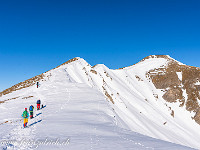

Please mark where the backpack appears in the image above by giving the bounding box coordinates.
[23,111,28,118]
[29,106,33,111]
[37,100,41,104]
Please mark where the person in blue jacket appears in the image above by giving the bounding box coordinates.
[22,108,29,128]
[29,105,34,119]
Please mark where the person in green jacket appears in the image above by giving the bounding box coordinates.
[22,108,29,128]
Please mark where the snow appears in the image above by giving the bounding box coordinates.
[195,81,200,85]
[176,72,182,81]
[0,57,198,150]
[165,55,185,66]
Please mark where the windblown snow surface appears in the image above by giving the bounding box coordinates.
[0,57,199,149]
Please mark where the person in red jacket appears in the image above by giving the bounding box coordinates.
[37,99,41,110]
[36,82,39,88]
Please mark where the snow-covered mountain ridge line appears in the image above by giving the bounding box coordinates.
[1,55,200,125]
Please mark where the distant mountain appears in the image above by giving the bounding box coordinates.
[0,55,200,149]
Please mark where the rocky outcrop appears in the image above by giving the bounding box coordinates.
[163,87,183,103]
[146,55,200,124]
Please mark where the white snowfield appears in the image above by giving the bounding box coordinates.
[0,56,198,149]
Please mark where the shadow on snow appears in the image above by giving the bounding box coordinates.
[40,105,46,109]
[35,113,42,117]
[29,119,42,127]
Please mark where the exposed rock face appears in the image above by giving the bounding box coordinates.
[163,88,183,103]
[146,55,200,124]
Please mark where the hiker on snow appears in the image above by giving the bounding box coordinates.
[36,82,39,88]
[22,108,29,128]
[37,99,41,110]
[29,105,34,119]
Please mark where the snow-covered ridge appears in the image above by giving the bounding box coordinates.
[40,55,200,149]
[0,55,199,149]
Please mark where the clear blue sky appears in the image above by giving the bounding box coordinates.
[0,0,200,91]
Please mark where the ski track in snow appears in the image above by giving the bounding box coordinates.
[113,119,154,150]
[89,89,155,150]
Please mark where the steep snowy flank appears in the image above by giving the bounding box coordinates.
[40,56,200,149]
[0,56,199,149]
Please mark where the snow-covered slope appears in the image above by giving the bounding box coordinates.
[0,56,199,149]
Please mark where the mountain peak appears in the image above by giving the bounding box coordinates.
[118,55,172,70]
[56,57,80,68]
[139,55,185,66]
[139,55,174,63]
